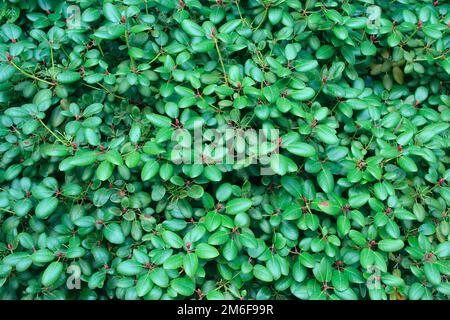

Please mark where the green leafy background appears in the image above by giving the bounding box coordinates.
[0,0,449,300]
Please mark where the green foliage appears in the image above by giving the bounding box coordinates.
[0,0,449,300]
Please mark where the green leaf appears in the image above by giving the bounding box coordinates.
[150,268,169,288]
[316,45,334,60]
[422,25,442,39]
[181,20,204,37]
[315,125,338,145]
[397,156,418,173]
[0,63,16,83]
[283,205,302,220]
[192,40,214,53]
[136,274,153,297]
[88,271,106,289]
[348,192,370,208]
[409,283,425,300]
[103,3,121,23]
[332,270,349,291]
[41,262,63,287]
[105,150,124,166]
[69,151,97,167]
[219,19,241,34]
[360,248,375,268]
[253,265,273,282]
[1,23,21,40]
[41,144,70,157]
[222,239,238,261]
[291,88,315,101]
[96,161,114,181]
[103,223,125,244]
[381,273,405,287]
[204,166,222,181]
[226,198,252,215]
[423,262,441,285]
[57,71,81,84]
[145,113,172,127]
[171,277,195,296]
[317,168,334,193]
[295,60,319,72]
[337,215,351,236]
[415,86,429,102]
[416,123,449,144]
[210,6,225,24]
[239,232,258,249]
[163,254,184,270]
[183,253,198,278]
[387,32,402,47]
[35,197,58,219]
[141,160,160,181]
[378,239,404,252]
[313,258,332,282]
[285,44,298,60]
[286,142,316,157]
[281,176,303,198]
[361,40,377,56]
[195,243,219,259]
[117,260,144,276]
[162,230,184,249]
[332,26,348,40]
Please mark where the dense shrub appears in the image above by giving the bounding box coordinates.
[0,0,449,300]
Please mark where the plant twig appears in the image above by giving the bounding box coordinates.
[50,47,54,69]
[37,118,71,146]
[253,6,269,31]
[10,60,54,86]
[82,83,126,100]
[0,207,15,214]
[124,30,135,69]
[212,30,229,86]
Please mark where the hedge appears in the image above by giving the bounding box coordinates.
[0,0,449,300]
